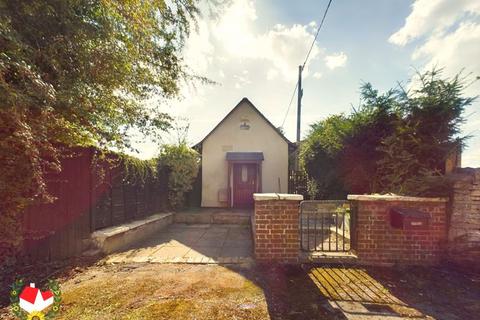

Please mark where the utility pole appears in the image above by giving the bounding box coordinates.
[295,65,303,171]
[296,65,303,143]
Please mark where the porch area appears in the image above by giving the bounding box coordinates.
[104,208,254,264]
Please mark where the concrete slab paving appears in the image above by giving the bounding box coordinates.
[184,246,222,258]
[196,238,224,246]
[105,223,253,264]
[223,239,251,247]
[228,232,251,240]
[220,245,252,257]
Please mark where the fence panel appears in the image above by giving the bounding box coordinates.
[21,147,168,262]
[22,149,95,261]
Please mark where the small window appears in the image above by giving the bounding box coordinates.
[240,119,250,130]
[241,165,248,182]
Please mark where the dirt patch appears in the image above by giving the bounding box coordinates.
[57,263,266,320]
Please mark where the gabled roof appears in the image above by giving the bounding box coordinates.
[41,291,53,301]
[19,287,37,304]
[194,97,293,149]
[19,285,53,305]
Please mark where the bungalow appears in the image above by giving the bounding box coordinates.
[195,98,294,208]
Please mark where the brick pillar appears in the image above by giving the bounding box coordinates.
[348,195,448,266]
[253,193,303,263]
[447,168,480,269]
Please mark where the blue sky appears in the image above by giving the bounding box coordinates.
[132,0,480,167]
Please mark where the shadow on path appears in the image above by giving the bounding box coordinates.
[242,263,480,320]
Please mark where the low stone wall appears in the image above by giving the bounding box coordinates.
[348,195,448,266]
[253,193,303,263]
[91,213,173,254]
[448,168,480,269]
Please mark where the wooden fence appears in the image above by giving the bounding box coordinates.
[22,147,168,262]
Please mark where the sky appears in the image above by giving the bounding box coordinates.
[131,0,480,167]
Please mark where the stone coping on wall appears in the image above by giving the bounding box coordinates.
[253,193,304,201]
[91,212,173,254]
[92,213,173,239]
[347,194,448,202]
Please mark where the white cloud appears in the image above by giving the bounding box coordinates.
[313,72,322,79]
[260,24,322,81]
[186,0,324,83]
[390,0,480,97]
[390,0,480,167]
[413,22,480,79]
[389,0,480,46]
[213,0,258,56]
[324,52,347,70]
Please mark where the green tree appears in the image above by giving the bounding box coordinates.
[300,89,399,199]
[340,84,399,193]
[301,69,475,198]
[376,69,474,195]
[0,0,203,259]
[300,114,353,199]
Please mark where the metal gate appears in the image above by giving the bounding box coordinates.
[300,200,352,252]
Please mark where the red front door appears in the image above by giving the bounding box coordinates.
[233,164,257,208]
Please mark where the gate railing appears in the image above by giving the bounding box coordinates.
[300,200,351,252]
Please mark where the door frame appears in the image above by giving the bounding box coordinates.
[227,160,262,208]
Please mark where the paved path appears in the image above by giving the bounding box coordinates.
[106,224,253,264]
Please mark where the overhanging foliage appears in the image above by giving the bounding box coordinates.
[0,0,203,261]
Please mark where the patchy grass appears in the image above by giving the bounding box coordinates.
[57,263,268,320]
[1,262,479,319]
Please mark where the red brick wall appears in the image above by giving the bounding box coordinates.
[253,199,301,263]
[352,199,448,266]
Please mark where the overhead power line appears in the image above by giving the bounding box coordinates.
[281,82,298,128]
[303,0,333,69]
[280,0,334,129]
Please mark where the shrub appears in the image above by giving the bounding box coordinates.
[306,177,319,200]
[158,144,200,210]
